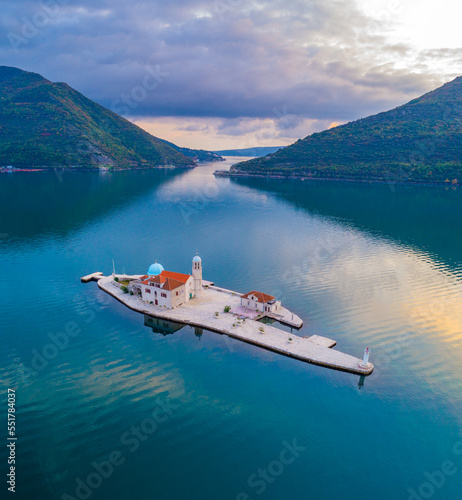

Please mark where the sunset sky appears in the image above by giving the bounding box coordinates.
[1,0,461,149]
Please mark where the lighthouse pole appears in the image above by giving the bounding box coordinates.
[360,347,371,368]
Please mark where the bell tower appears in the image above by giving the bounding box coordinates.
[192,253,202,297]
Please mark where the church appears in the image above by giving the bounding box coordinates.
[129,254,202,309]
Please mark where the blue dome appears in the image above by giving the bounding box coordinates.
[148,262,164,276]
[193,254,201,263]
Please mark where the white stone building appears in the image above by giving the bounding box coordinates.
[240,291,281,313]
[130,254,203,309]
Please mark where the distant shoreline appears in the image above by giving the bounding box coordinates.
[213,170,460,187]
[0,164,197,173]
[0,158,233,172]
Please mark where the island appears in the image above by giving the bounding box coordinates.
[82,254,374,376]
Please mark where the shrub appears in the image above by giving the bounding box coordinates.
[121,285,128,293]
[224,305,231,313]
[259,326,264,332]
[114,277,119,282]
[215,311,219,317]
[129,291,134,295]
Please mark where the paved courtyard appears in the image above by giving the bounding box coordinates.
[96,275,373,375]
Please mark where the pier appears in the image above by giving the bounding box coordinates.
[80,272,104,283]
[90,274,374,376]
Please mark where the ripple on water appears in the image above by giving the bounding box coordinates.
[2,168,462,500]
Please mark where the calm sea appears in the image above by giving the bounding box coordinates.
[0,158,461,500]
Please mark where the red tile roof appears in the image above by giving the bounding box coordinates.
[241,291,275,303]
[161,270,191,283]
[163,277,185,291]
[140,270,191,291]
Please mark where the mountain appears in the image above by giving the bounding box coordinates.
[213,146,283,157]
[226,77,462,183]
[0,66,219,169]
[161,140,224,162]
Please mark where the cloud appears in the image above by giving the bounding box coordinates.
[0,0,460,148]
[136,115,338,150]
[176,123,210,132]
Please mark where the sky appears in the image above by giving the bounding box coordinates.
[1,0,461,150]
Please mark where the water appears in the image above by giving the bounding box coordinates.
[1,159,461,500]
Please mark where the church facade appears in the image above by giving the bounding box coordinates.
[129,254,202,309]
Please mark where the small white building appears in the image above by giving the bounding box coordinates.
[130,254,203,309]
[240,291,281,313]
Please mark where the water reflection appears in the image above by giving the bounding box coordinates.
[144,315,186,336]
[0,168,186,242]
[232,177,462,271]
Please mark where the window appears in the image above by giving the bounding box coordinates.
[176,291,178,296]
[145,288,151,294]
[161,293,167,298]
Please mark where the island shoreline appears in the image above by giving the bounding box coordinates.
[92,275,374,376]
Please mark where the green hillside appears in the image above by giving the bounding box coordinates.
[230,77,462,183]
[0,66,197,169]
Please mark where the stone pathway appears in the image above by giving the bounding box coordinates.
[96,275,374,375]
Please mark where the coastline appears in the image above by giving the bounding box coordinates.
[1,157,228,173]
[214,169,460,187]
[0,164,196,172]
[0,158,233,172]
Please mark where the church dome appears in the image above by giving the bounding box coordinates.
[193,254,201,263]
[148,261,164,276]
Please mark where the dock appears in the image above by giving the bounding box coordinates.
[80,272,104,283]
[90,274,373,376]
